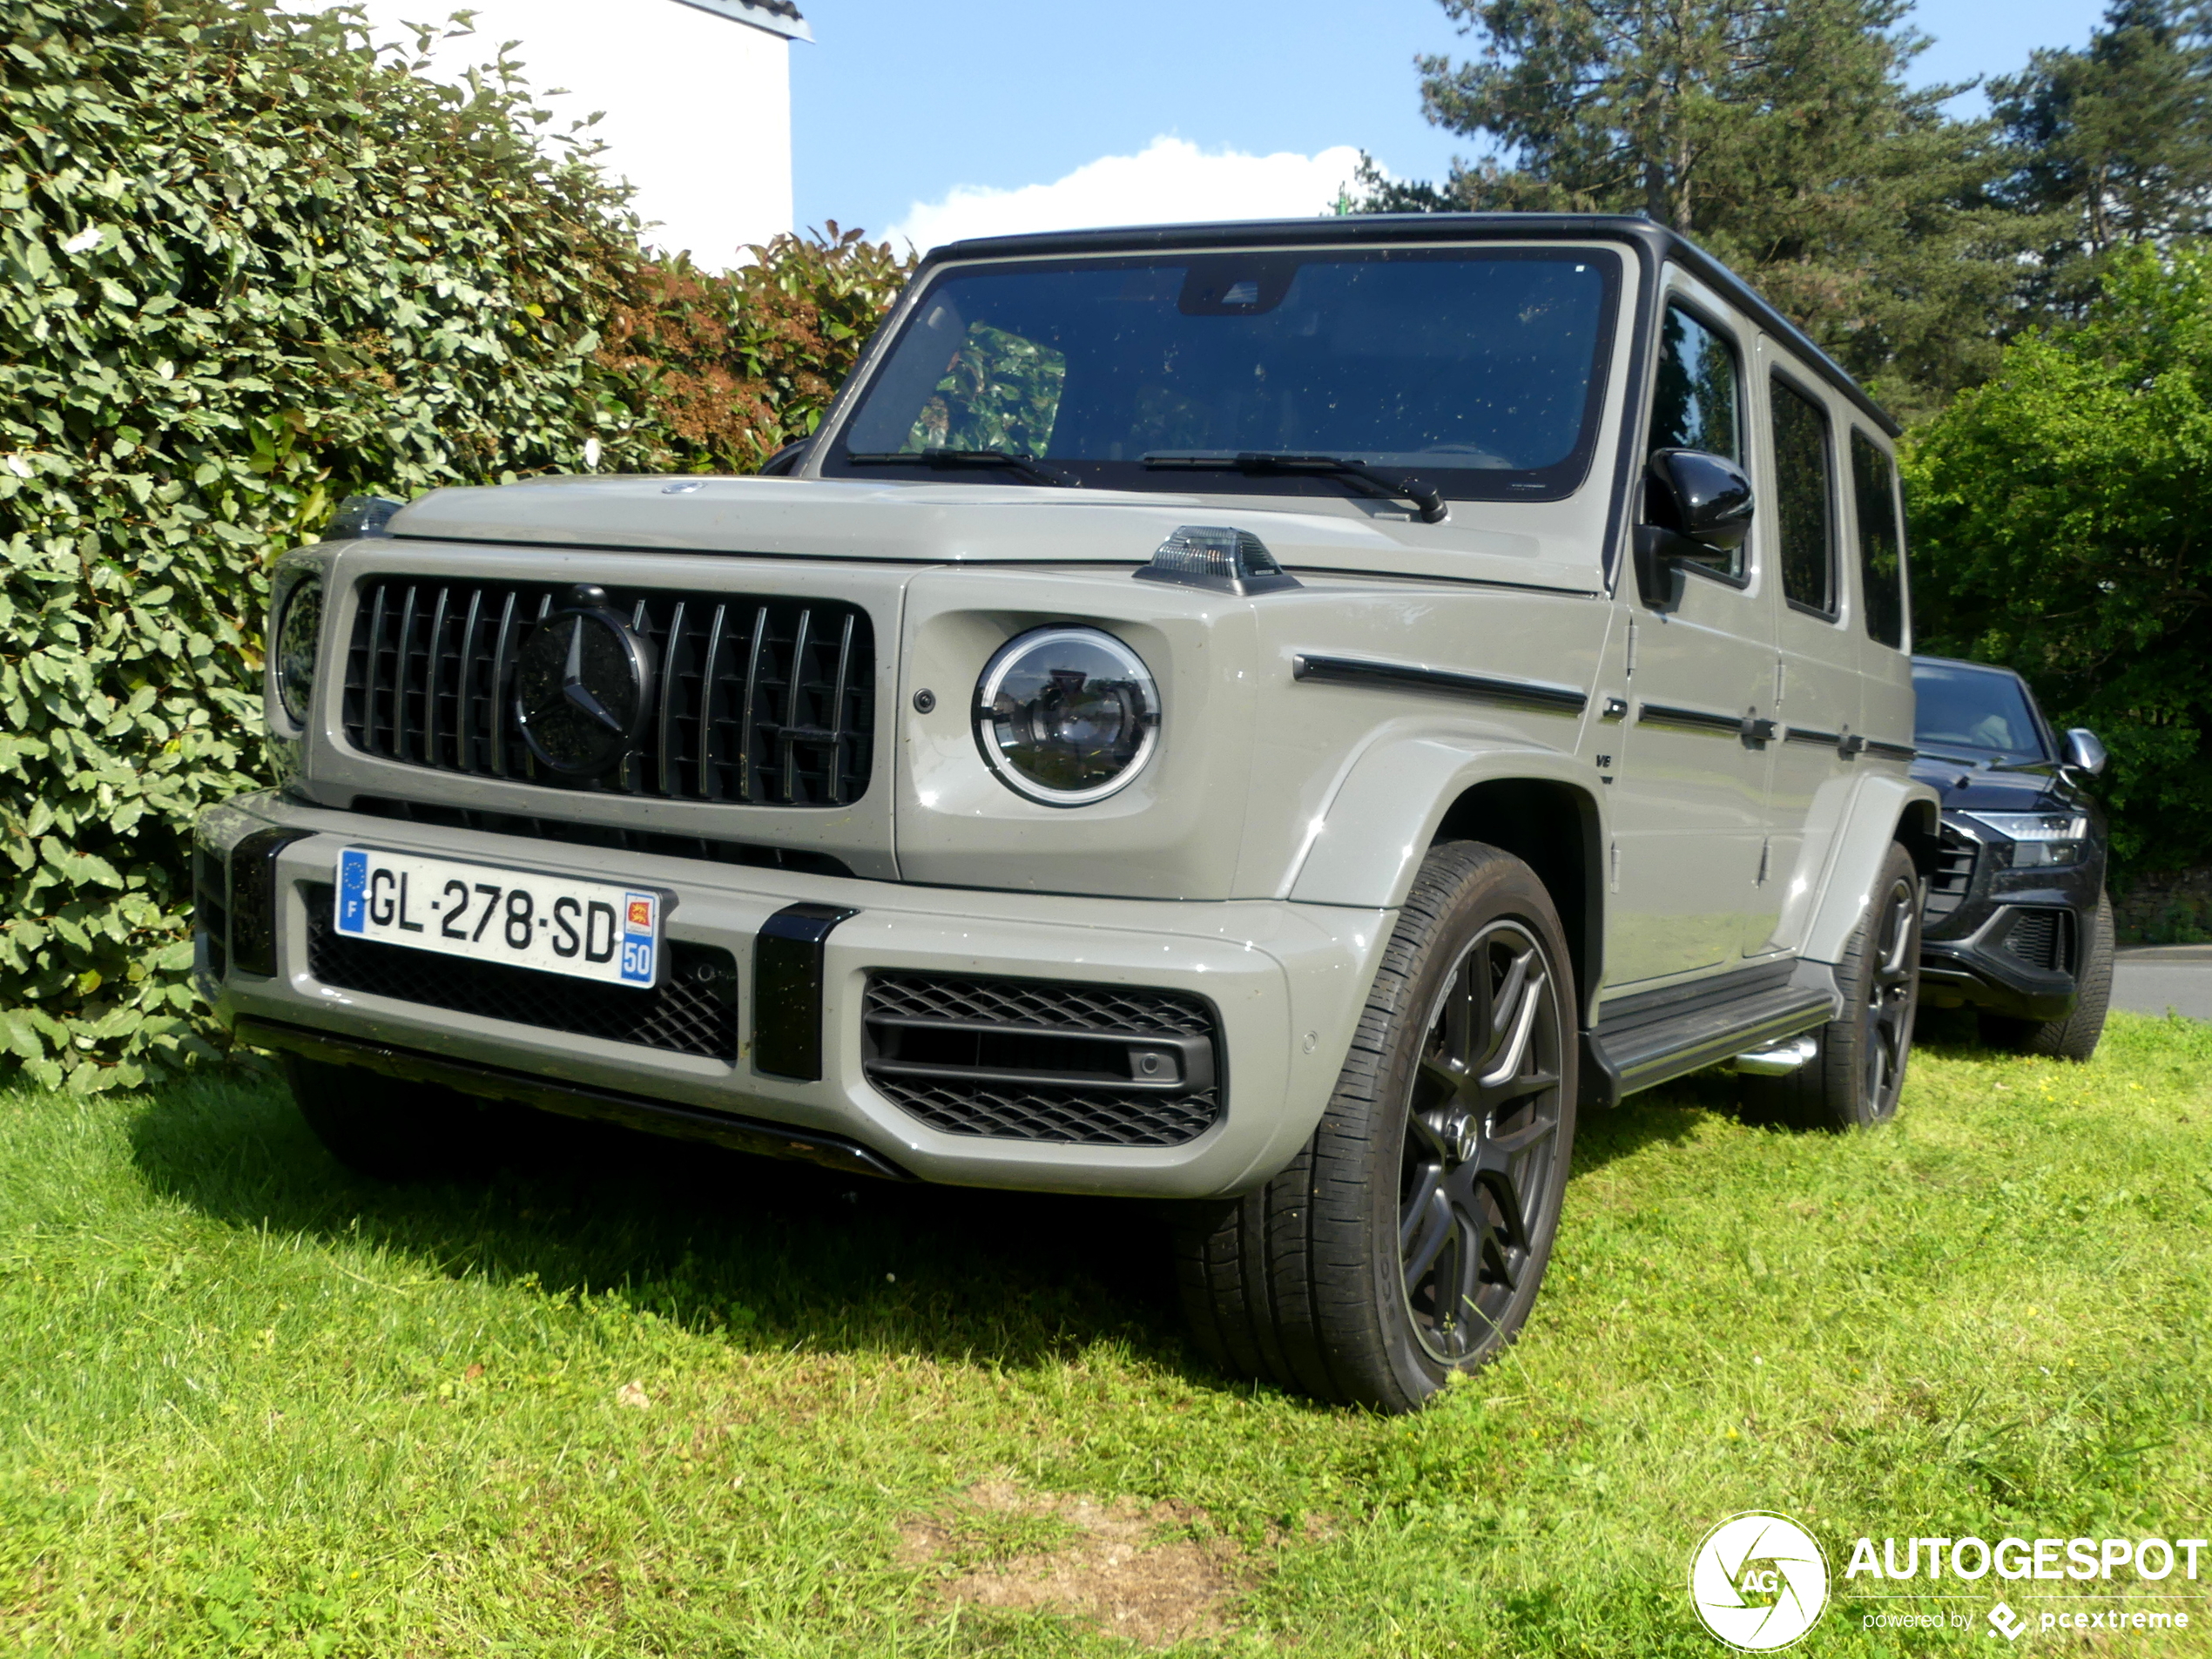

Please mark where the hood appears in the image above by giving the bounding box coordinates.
[384,474,1608,596]
[1911,752,2091,817]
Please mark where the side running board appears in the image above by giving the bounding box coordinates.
[1581,959,1840,1108]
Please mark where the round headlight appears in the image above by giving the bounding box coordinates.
[273,574,322,726]
[974,627,1160,806]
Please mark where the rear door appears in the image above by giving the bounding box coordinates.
[1750,352,1864,955]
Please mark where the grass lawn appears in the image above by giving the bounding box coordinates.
[1,1010,2207,1656]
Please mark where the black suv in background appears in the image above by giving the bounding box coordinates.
[1912,656,2114,1060]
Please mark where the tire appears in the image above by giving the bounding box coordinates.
[1743,841,1920,1131]
[285,1055,512,1181]
[1979,891,2114,1062]
[1173,841,1578,1413]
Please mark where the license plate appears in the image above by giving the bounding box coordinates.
[333,848,662,988]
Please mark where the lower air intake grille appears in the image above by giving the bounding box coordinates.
[862,971,1224,1148]
[303,883,738,1062]
[1999,907,2074,974]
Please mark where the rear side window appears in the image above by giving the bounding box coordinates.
[1850,430,1907,648]
[1649,301,1743,578]
[1770,375,1836,617]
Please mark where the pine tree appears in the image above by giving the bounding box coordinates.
[1990,0,2212,316]
[1370,0,2033,418]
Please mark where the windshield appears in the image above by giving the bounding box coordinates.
[826,246,1622,502]
[1912,661,2049,761]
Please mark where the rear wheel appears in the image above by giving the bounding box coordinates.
[1743,841,1920,1131]
[286,1056,513,1181]
[1174,842,1577,1413]
[1979,891,2114,1062]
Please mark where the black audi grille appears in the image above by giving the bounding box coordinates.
[1924,825,1979,921]
[341,579,873,806]
[861,971,1224,1148]
[302,883,738,1061]
[1999,907,2074,974]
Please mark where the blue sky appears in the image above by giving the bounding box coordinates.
[790,0,2111,248]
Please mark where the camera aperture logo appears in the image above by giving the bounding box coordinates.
[1691,1512,1831,1650]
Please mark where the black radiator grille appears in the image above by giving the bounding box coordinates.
[1923,825,1979,921]
[862,971,1224,1148]
[302,883,738,1061]
[341,579,873,806]
[1999,907,2074,974]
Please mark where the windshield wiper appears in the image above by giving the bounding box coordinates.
[1917,746,2052,772]
[845,448,1074,488]
[1143,450,1447,523]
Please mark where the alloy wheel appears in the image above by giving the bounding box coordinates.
[1399,920,1567,1365]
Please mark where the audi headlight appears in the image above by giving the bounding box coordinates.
[1961,811,2090,868]
[974,626,1160,806]
[273,572,323,726]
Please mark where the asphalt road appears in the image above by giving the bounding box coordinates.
[2113,945,2212,1022]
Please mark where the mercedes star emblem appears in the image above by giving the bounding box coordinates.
[512,584,657,779]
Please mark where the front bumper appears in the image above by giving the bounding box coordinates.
[196,793,1390,1199]
[1918,822,2103,1022]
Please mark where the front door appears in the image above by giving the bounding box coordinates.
[1605,290,1778,987]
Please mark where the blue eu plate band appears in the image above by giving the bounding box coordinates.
[752,903,858,1081]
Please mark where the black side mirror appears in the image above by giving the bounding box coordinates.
[2062,727,2108,776]
[1634,448,1754,605]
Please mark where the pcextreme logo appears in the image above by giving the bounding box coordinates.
[1690,1512,1831,1651]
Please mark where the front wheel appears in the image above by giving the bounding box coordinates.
[1174,841,1577,1413]
[1744,841,1921,1131]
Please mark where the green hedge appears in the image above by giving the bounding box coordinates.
[0,0,909,1090]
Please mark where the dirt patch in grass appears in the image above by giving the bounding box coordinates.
[899,1477,1246,1647]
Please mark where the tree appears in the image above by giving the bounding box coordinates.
[1990,0,2212,317]
[1904,244,2212,876]
[1370,0,2032,417]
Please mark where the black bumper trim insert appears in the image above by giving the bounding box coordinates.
[752,903,857,1081]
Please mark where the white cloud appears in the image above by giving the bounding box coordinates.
[886,137,1366,253]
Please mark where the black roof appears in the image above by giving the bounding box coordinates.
[923,212,1901,440]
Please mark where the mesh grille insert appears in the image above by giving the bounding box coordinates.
[341,579,873,807]
[302,883,738,1062]
[862,971,1223,1148]
[2000,907,2073,974]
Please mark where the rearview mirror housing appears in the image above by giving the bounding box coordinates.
[1635,448,1755,606]
[2063,727,2108,776]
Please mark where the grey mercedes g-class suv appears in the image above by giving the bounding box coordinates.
[196,213,1938,1413]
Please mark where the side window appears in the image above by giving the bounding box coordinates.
[1850,430,1907,648]
[1649,300,1743,578]
[1770,374,1837,617]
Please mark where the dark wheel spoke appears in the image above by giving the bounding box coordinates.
[1480,1069,1561,1118]
[1482,1109,1560,1159]
[1399,1162,1443,1250]
[1402,1187,1455,1289]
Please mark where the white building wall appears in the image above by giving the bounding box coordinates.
[352,0,793,267]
